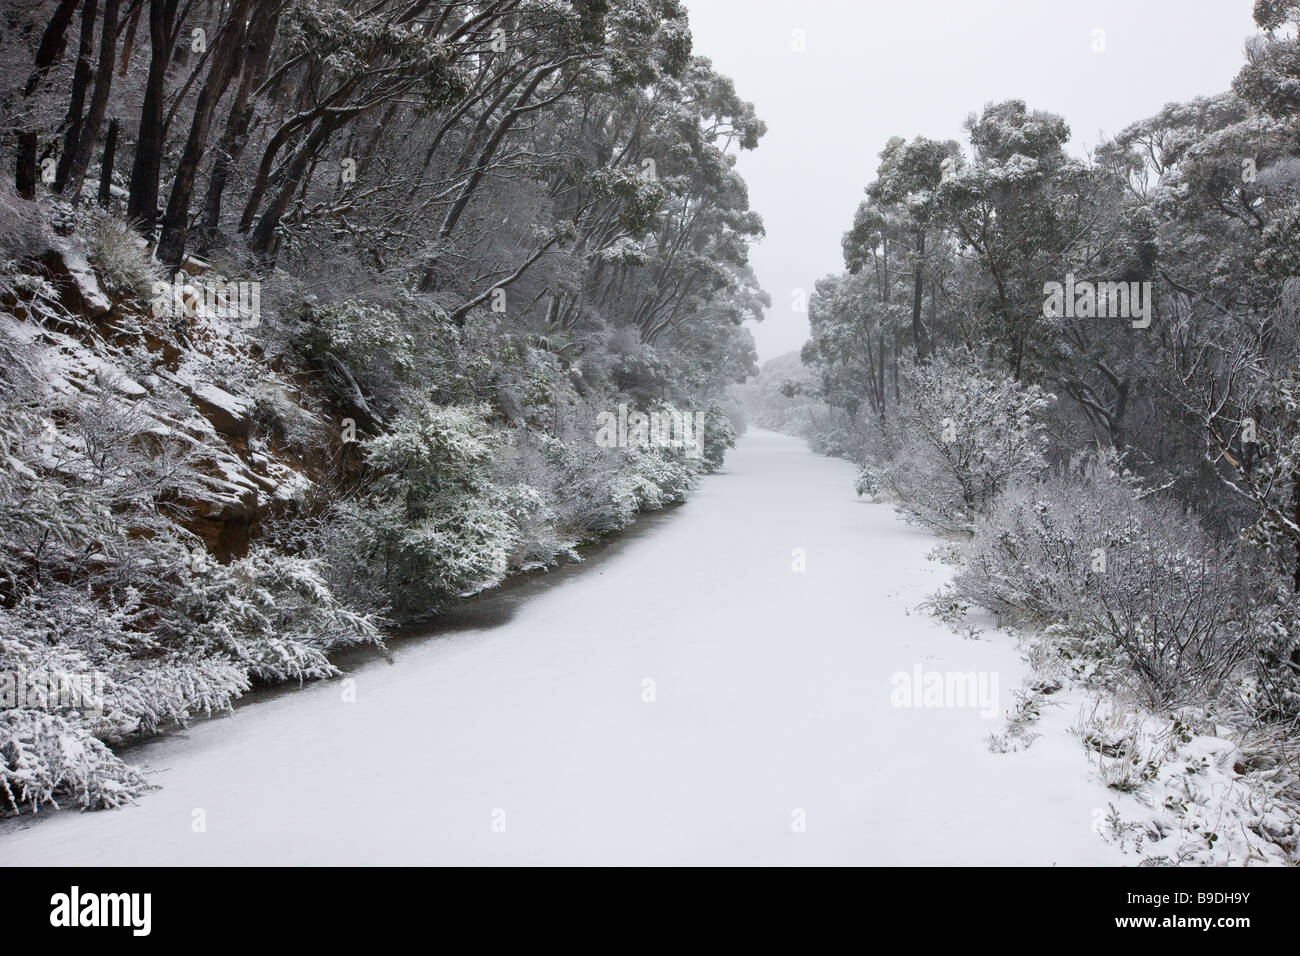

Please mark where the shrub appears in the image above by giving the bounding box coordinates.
[154,545,383,685]
[0,710,149,815]
[876,353,1053,534]
[952,459,1132,626]
[342,400,517,614]
[1241,587,1300,721]
[953,460,1259,707]
[544,431,641,536]
[1,581,252,740]
[701,404,737,472]
[290,298,427,419]
[529,406,653,537]
[82,212,160,300]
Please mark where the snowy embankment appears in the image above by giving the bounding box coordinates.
[1,430,1128,865]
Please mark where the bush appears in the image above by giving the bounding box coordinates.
[1244,589,1300,721]
[289,297,432,420]
[625,445,696,509]
[494,479,572,570]
[952,459,1130,626]
[952,459,1259,708]
[81,212,160,300]
[540,428,640,536]
[0,313,381,813]
[876,353,1053,534]
[339,400,517,615]
[154,545,383,685]
[1,581,252,740]
[523,401,686,538]
[1,710,149,815]
[701,404,736,472]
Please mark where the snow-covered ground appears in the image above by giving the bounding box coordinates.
[0,429,1126,865]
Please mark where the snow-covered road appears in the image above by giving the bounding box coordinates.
[0,429,1123,865]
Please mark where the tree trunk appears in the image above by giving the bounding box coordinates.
[14,0,81,198]
[15,133,39,199]
[54,0,100,194]
[157,0,251,265]
[248,116,343,259]
[97,118,118,205]
[436,66,558,242]
[1293,471,1300,593]
[117,0,141,76]
[911,228,929,363]
[126,0,179,234]
[878,329,887,419]
[65,0,122,205]
[238,80,358,233]
[198,1,283,251]
[892,326,900,402]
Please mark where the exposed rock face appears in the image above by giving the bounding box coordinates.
[15,239,316,563]
[186,381,252,441]
[37,242,112,320]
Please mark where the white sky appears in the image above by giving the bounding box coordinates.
[682,0,1261,361]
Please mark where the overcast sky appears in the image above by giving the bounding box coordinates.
[681,0,1261,362]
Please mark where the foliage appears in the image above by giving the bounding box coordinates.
[81,212,159,300]
[953,461,1259,707]
[875,354,1053,534]
[1,0,754,814]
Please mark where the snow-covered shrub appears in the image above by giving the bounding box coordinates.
[806,408,878,463]
[0,584,239,813]
[0,710,149,815]
[0,338,261,744]
[293,297,453,430]
[952,459,1134,627]
[877,353,1053,534]
[290,298,426,418]
[626,443,697,509]
[854,466,881,498]
[0,581,252,739]
[953,460,1259,708]
[491,430,578,570]
[1079,520,1255,710]
[534,415,644,537]
[701,404,736,472]
[0,309,380,812]
[1240,588,1300,722]
[341,400,517,615]
[0,369,213,598]
[3,525,378,736]
[153,545,383,685]
[458,310,578,425]
[495,480,572,570]
[986,687,1045,753]
[81,211,159,300]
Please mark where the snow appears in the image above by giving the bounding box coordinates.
[186,382,250,422]
[0,429,1127,865]
[51,242,111,318]
[0,314,143,398]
